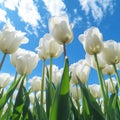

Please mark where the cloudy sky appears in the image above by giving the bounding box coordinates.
[0,0,120,84]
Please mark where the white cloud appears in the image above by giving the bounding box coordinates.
[0,8,7,22]
[79,0,115,22]
[42,0,67,16]
[17,0,41,27]
[4,0,19,11]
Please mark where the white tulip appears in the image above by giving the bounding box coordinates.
[70,85,81,100]
[10,48,26,67]
[0,22,28,54]
[79,27,103,55]
[86,53,106,69]
[30,76,45,92]
[105,78,117,93]
[102,64,115,75]
[70,60,90,84]
[15,50,39,75]
[88,84,102,98]
[36,33,63,59]
[49,16,73,44]
[0,73,11,88]
[102,40,120,65]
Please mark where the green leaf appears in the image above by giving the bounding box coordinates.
[49,57,70,120]
[60,58,69,95]
[12,76,26,120]
[22,87,30,120]
[108,94,120,120]
[0,75,23,109]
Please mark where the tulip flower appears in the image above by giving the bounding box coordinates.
[88,84,102,98]
[78,27,103,55]
[36,33,63,60]
[102,64,115,75]
[30,76,46,92]
[0,73,11,88]
[49,16,73,45]
[14,50,39,75]
[10,48,26,67]
[49,16,73,57]
[86,53,106,69]
[70,60,90,84]
[0,22,28,54]
[102,40,120,65]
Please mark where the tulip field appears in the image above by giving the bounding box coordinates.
[0,16,120,120]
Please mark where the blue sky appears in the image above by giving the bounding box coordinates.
[0,0,120,84]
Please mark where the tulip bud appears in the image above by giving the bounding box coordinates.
[49,16,73,44]
[102,40,120,65]
[70,60,90,84]
[0,22,28,54]
[0,73,11,88]
[88,84,102,98]
[36,33,63,59]
[15,50,39,75]
[79,27,103,55]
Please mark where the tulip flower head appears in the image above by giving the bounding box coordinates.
[36,33,63,59]
[70,60,90,84]
[30,76,46,92]
[102,64,115,75]
[11,49,39,75]
[102,40,120,65]
[79,27,103,55]
[49,16,73,44]
[0,73,11,88]
[88,84,102,98]
[0,22,28,54]
[86,53,106,69]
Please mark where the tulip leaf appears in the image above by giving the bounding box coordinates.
[108,94,120,120]
[22,87,30,120]
[0,75,23,109]
[49,57,70,120]
[12,77,25,120]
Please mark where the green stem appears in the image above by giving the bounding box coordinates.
[94,54,106,99]
[41,60,46,108]
[63,43,67,58]
[49,57,53,101]
[113,64,120,88]
[94,54,108,116]
[14,72,18,81]
[0,53,7,70]
[109,74,116,93]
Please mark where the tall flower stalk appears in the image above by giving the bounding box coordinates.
[49,57,53,103]
[0,53,7,70]
[41,60,46,108]
[113,64,120,88]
